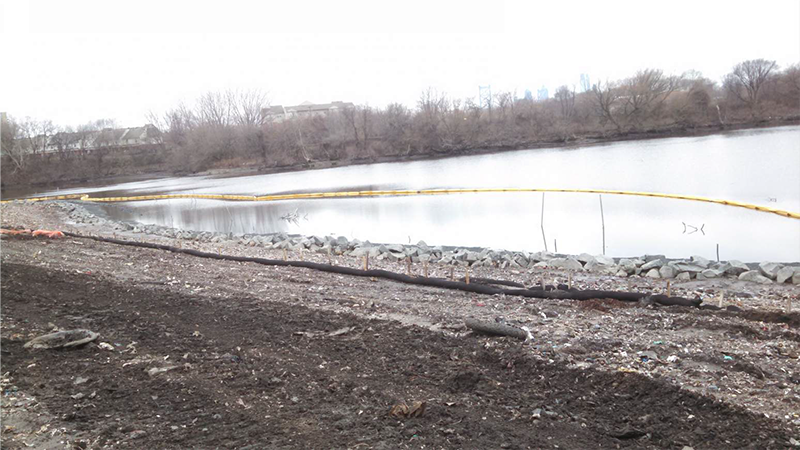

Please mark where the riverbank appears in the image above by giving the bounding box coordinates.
[2,201,800,448]
[4,117,799,195]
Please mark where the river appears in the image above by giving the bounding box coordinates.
[12,125,800,262]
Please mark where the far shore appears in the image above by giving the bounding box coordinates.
[3,117,798,198]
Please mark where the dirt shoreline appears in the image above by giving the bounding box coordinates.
[2,202,799,449]
[4,118,798,196]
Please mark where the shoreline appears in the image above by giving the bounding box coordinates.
[4,117,799,195]
[54,200,800,284]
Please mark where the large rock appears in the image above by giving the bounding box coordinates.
[593,255,616,266]
[739,270,773,284]
[670,262,706,274]
[544,258,584,271]
[659,265,677,279]
[689,255,711,269]
[645,268,661,278]
[725,260,750,276]
[576,253,596,265]
[776,266,795,284]
[701,268,723,279]
[618,259,638,275]
[676,272,692,281]
[793,270,800,285]
[758,262,783,280]
[529,251,555,262]
[584,260,618,275]
[641,259,665,271]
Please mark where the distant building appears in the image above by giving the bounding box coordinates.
[44,124,162,153]
[579,74,591,92]
[264,101,355,122]
[537,86,549,101]
[524,89,533,101]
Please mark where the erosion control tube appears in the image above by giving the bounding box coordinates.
[60,231,701,308]
[3,188,798,219]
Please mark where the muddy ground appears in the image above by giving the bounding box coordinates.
[1,202,799,449]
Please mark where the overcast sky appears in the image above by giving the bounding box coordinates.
[2,0,798,128]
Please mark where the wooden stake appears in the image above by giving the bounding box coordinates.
[717,291,724,308]
[666,280,671,297]
[423,261,429,278]
[406,257,411,276]
[568,271,573,290]
[449,267,454,281]
[786,295,792,313]
[465,266,470,284]
[363,255,368,271]
[283,248,287,261]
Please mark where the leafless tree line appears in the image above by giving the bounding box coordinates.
[2,59,798,185]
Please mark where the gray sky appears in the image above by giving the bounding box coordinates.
[2,0,798,128]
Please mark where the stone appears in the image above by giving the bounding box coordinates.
[543,257,584,271]
[615,269,628,278]
[676,272,691,281]
[335,236,349,247]
[725,260,750,276]
[584,259,618,275]
[576,253,595,265]
[618,259,638,274]
[700,269,723,279]
[776,266,795,284]
[465,251,480,263]
[529,251,555,262]
[689,255,711,268]
[793,271,800,286]
[658,265,677,279]
[738,270,773,284]
[670,263,705,274]
[641,259,664,271]
[593,255,615,266]
[758,262,783,280]
[643,254,666,263]
[645,268,661,278]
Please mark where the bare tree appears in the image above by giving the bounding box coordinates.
[554,85,576,119]
[231,89,269,127]
[591,81,621,130]
[620,69,680,127]
[1,114,25,172]
[17,117,56,154]
[724,59,778,110]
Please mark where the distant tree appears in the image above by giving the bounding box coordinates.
[591,81,621,130]
[723,59,778,110]
[554,85,576,119]
[620,69,681,127]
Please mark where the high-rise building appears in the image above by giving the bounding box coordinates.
[580,74,591,92]
[537,86,549,101]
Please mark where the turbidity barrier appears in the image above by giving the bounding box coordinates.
[2,188,798,219]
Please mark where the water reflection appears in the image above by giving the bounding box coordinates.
[101,191,799,262]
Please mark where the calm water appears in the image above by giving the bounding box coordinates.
[16,126,800,261]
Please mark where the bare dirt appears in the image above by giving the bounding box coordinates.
[2,202,799,449]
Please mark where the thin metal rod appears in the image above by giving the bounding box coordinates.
[599,194,606,255]
[541,192,548,252]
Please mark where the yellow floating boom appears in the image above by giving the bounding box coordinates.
[2,188,798,219]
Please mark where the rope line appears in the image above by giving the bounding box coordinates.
[2,188,798,219]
